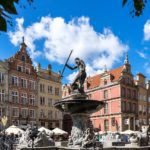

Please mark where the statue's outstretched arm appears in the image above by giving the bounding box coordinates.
[66,64,77,70]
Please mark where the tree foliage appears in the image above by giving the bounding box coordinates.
[0,0,33,32]
[0,0,148,32]
[122,0,147,17]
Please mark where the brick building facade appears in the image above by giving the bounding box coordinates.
[7,40,38,126]
[0,39,63,129]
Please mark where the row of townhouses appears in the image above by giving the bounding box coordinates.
[0,40,62,130]
[62,54,150,133]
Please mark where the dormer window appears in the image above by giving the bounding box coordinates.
[104,79,107,85]
[21,55,25,62]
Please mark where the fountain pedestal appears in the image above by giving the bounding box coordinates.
[54,92,104,148]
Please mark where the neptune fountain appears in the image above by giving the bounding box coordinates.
[54,57,105,148]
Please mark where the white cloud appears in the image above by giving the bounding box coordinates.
[67,71,78,83]
[144,20,150,41]
[9,16,128,82]
[137,51,147,59]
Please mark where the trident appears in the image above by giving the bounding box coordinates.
[60,50,73,78]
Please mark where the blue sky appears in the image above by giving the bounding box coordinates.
[1,0,150,83]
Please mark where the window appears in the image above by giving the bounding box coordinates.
[12,107,19,117]
[29,94,35,106]
[40,97,45,105]
[40,84,45,93]
[21,93,27,105]
[133,90,137,99]
[17,65,23,72]
[25,68,30,74]
[0,72,4,83]
[12,76,18,86]
[104,102,108,114]
[104,119,109,131]
[29,109,35,118]
[29,80,35,90]
[40,109,45,118]
[21,55,25,62]
[21,108,28,118]
[111,117,115,126]
[104,90,108,99]
[41,122,45,126]
[104,79,107,85]
[126,77,130,84]
[21,78,27,88]
[126,89,131,98]
[48,86,53,94]
[121,87,126,97]
[122,101,126,112]
[12,91,18,103]
[126,103,130,111]
[55,87,60,96]
[0,89,5,102]
[48,98,52,107]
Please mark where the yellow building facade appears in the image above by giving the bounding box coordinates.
[37,64,62,129]
[135,73,148,128]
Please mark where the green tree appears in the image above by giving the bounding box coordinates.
[122,0,147,17]
[0,0,33,32]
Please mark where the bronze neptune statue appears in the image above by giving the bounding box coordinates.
[61,50,86,93]
[66,57,86,93]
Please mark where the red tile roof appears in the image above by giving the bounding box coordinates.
[108,66,124,81]
[86,66,124,89]
[86,74,101,89]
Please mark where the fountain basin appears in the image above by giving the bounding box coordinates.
[54,99,104,114]
[54,94,105,148]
